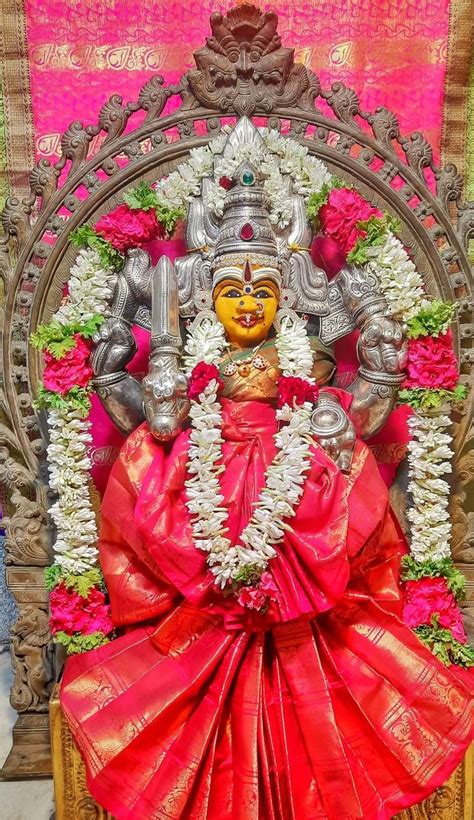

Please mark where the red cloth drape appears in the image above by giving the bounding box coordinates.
[61,399,473,819]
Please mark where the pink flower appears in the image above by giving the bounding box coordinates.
[319,188,383,254]
[259,572,279,596]
[95,204,164,253]
[237,572,279,612]
[277,375,319,408]
[49,582,113,637]
[403,577,467,644]
[403,331,459,391]
[43,335,93,394]
[187,362,223,401]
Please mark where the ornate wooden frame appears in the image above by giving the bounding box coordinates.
[0,3,472,795]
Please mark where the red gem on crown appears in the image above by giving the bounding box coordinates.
[240,223,254,241]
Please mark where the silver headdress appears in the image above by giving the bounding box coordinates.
[211,161,282,291]
[174,117,330,316]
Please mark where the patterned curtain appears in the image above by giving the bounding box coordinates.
[1,0,472,209]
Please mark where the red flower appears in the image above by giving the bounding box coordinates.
[237,572,279,612]
[237,585,268,610]
[43,335,93,394]
[277,375,319,408]
[95,204,164,253]
[319,188,383,254]
[403,331,459,391]
[219,176,233,190]
[403,577,467,644]
[49,582,113,637]
[188,362,223,401]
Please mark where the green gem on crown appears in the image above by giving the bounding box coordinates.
[241,170,255,186]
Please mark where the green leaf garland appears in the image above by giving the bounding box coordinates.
[401,555,467,600]
[34,383,92,417]
[123,180,185,237]
[31,315,104,357]
[45,566,105,597]
[346,214,402,266]
[70,225,124,269]
[406,300,456,339]
[398,384,467,411]
[414,617,474,667]
[54,630,111,655]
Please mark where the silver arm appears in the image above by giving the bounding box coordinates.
[338,266,407,438]
[142,256,190,441]
[90,250,152,435]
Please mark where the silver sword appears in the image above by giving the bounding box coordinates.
[142,255,189,440]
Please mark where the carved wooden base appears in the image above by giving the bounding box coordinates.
[0,713,52,780]
[49,687,472,820]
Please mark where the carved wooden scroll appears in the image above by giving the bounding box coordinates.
[0,3,472,786]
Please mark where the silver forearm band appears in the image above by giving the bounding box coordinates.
[358,367,406,386]
[92,371,128,388]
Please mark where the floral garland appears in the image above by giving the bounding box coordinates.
[183,313,317,609]
[31,248,118,653]
[306,184,471,666]
[30,124,471,664]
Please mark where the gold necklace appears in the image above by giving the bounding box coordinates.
[223,341,269,378]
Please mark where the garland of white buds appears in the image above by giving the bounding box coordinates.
[183,313,314,589]
[406,413,454,562]
[155,127,332,229]
[47,409,99,573]
[45,248,116,574]
[362,233,457,563]
[364,231,427,321]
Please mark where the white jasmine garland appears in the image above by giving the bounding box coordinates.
[43,247,117,578]
[183,313,314,592]
[364,231,428,320]
[154,127,332,230]
[406,413,454,562]
[47,407,99,573]
[54,248,117,326]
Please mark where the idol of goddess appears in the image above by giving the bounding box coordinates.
[61,120,473,820]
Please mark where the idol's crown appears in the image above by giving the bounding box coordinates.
[212,160,281,287]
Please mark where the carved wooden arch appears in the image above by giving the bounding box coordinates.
[0,4,472,789]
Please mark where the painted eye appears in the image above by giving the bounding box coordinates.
[223,289,242,298]
[254,289,272,298]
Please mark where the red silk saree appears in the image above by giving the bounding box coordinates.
[61,397,473,819]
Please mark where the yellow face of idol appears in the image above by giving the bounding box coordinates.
[213,271,280,348]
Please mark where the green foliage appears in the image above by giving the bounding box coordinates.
[34,383,92,417]
[70,225,123,269]
[401,555,466,600]
[30,315,104,357]
[155,202,185,237]
[398,384,467,411]
[44,564,64,591]
[406,300,456,339]
[54,630,110,655]
[414,617,474,667]
[306,182,335,223]
[123,180,159,211]
[65,569,105,597]
[124,181,185,236]
[44,566,105,597]
[346,214,401,265]
[232,564,263,587]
